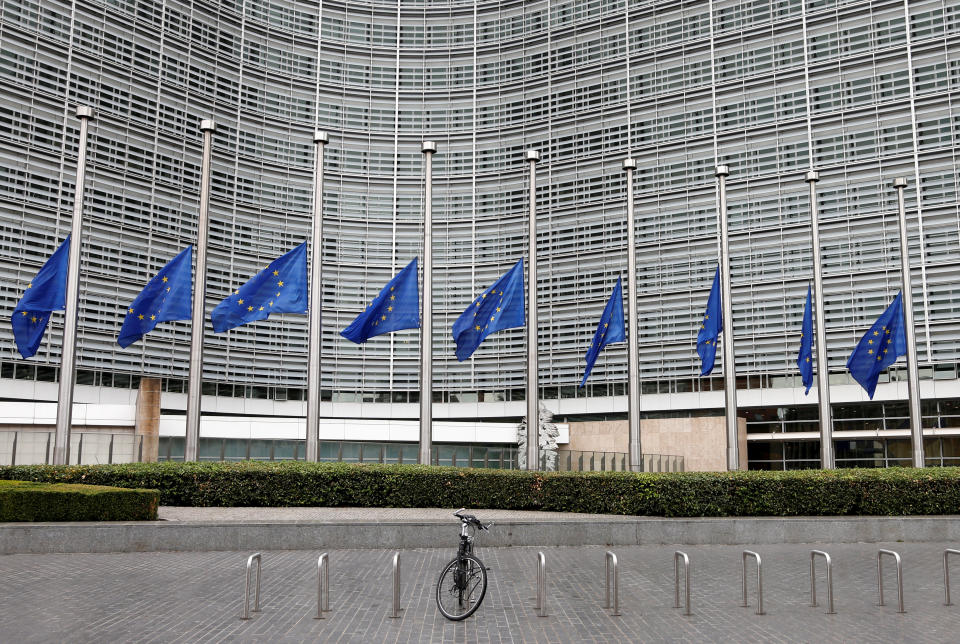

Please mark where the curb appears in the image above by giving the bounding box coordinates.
[2,515,960,553]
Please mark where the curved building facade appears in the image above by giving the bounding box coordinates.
[2,0,960,468]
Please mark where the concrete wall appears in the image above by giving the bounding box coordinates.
[567,416,749,471]
[563,420,628,453]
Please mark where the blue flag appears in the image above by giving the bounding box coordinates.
[580,277,626,387]
[211,242,308,333]
[11,236,70,359]
[696,266,722,376]
[452,259,525,361]
[340,258,420,343]
[846,292,907,399]
[798,284,814,395]
[117,246,193,348]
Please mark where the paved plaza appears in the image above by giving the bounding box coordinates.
[4,539,960,643]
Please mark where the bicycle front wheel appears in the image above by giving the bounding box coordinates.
[436,554,488,621]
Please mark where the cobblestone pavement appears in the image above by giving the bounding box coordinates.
[4,541,960,643]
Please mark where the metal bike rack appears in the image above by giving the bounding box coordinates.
[741,550,764,615]
[944,549,960,606]
[809,550,835,614]
[389,552,402,618]
[241,553,262,620]
[604,551,620,616]
[674,551,691,616]
[535,551,547,617]
[314,553,330,619]
[877,549,905,613]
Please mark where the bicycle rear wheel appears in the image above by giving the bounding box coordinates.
[436,554,488,621]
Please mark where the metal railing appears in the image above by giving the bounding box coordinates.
[556,450,684,472]
[674,551,691,616]
[741,551,764,615]
[944,549,960,606]
[604,551,620,616]
[877,549,905,613]
[809,550,835,614]
[389,552,402,618]
[241,553,262,620]
[315,553,329,619]
[535,551,547,617]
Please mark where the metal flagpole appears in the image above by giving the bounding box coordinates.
[306,131,328,462]
[53,105,94,466]
[716,164,740,471]
[525,150,540,470]
[419,141,436,465]
[623,158,642,472]
[184,119,216,462]
[805,170,834,469]
[893,177,924,468]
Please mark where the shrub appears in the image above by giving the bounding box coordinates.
[1,462,959,517]
[0,479,159,521]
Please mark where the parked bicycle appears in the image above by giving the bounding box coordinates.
[436,508,492,620]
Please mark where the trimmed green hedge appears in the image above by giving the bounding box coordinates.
[1,462,959,517]
[0,479,159,521]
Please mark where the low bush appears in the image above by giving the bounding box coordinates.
[0,479,159,521]
[1,462,958,517]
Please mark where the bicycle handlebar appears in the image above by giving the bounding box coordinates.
[453,508,491,530]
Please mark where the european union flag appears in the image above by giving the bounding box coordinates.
[11,236,70,359]
[211,242,308,333]
[798,284,814,395]
[452,259,525,361]
[117,246,193,348]
[846,292,907,399]
[696,266,722,376]
[340,258,420,343]
[580,277,626,387]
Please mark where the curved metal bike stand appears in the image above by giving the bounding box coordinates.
[877,549,905,613]
[241,553,262,620]
[604,551,620,616]
[314,553,330,619]
[536,551,547,617]
[809,550,835,614]
[944,549,960,606]
[389,552,402,618]
[674,551,691,616]
[741,551,764,615]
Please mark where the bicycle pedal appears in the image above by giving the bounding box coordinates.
[485,567,491,571]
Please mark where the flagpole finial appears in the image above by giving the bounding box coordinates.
[75,105,94,119]
[622,158,637,171]
[715,164,729,177]
[421,141,437,154]
[200,119,216,132]
[525,150,540,162]
[893,177,908,189]
[314,131,329,144]
[805,170,820,183]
